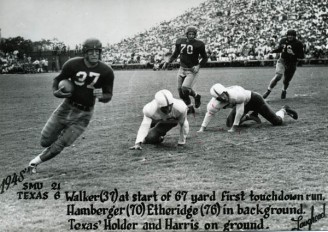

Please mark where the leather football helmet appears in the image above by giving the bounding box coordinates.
[155,89,174,107]
[210,83,227,98]
[286,29,296,37]
[82,38,102,54]
[185,26,198,37]
[155,90,174,114]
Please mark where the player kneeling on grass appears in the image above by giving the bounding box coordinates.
[28,38,114,174]
[130,89,189,150]
[197,83,298,133]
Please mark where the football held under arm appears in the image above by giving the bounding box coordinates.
[52,59,77,98]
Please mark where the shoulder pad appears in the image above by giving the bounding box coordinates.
[173,99,187,112]
[176,38,187,44]
[143,100,157,117]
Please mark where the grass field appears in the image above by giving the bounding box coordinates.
[0,66,327,231]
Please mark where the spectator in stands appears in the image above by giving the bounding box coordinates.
[51,58,57,72]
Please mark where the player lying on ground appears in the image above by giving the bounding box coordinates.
[28,38,114,173]
[197,83,298,133]
[130,90,189,150]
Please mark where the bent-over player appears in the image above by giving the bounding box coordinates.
[130,89,189,150]
[28,38,114,173]
[197,83,298,133]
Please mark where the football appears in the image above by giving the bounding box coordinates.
[58,79,74,93]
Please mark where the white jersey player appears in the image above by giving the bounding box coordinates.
[130,89,189,150]
[198,84,298,133]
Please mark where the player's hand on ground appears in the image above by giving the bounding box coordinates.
[53,87,72,98]
[228,125,238,133]
[129,143,142,150]
[197,126,205,133]
[192,65,200,73]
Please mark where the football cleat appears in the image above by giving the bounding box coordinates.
[187,105,195,115]
[263,90,271,99]
[27,164,37,174]
[281,90,287,99]
[283,105,298,120]
[194,94,201,108]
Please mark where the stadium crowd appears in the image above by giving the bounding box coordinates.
[105,0,328,65]
[0,52,50,74]
[1,0,327,73]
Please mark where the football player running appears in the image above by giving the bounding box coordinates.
[28,38,115,173]
[263,29,304,99]
[162,26,208,114]
[130,90,189,150]
[197,83,298,133]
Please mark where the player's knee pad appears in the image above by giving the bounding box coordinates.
[178,87,191,105]
[40,136,53,148]
[39,144,63,162]
[181,86,191,96]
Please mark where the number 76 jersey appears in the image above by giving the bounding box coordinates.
[169,37,207,68]
[54,57,114,107]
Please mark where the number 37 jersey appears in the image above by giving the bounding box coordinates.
[54,57,114,107]
[169,38,208,68]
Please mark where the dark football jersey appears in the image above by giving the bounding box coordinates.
[272,37,304,63]
[54,57,114,107]
[169,38,208,68]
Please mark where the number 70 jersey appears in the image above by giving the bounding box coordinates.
[169,37,207,68]
[54,57,114,107]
